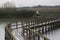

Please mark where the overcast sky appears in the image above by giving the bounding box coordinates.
[0,0,60,7]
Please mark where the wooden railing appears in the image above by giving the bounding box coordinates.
[22,19,60,40]
[5,22,50,40]
[29,29,50,40]
[5,19,60,40]
[22,25,50,40]
[5,22,16,40]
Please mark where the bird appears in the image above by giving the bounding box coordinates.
[36,11,40,17]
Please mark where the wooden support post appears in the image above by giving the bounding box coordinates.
[28,20,30,40]
[38,31,40,40]
[31,29,33,40]
[21,19,24,36]
[16,20,18,29]
[48,27,50,31]
[8,23,11,31]
[33,20,35,40]
[44,38,47,40]
[29,29,31,40]
[50,25,53,30]
[38,35,40,40]
[45,27,47,33]
[42,27,44,34]
[44,26,46,33]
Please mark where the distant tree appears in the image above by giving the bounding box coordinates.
[0,2,35,19]
[2,2,15,8]
[0,2,16,19]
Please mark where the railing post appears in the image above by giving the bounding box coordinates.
[38,35,40,40]
[16,20,18,29]
[8,23,11,31]
[44,38,46,40]
[29,29,31,40]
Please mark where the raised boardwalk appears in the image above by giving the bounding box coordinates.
[5,19,60,40]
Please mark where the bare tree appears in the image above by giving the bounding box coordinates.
[2,2,16,8]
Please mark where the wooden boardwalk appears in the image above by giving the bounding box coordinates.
[5,19,60,40]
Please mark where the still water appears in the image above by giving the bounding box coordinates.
[0,22,8,40]
[44,28,60,40]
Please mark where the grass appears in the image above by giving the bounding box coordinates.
[0,9,35,19]
[0,7,60,22]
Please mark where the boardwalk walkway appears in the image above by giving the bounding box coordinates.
[9,19,60,40]
[12,28,24,40]
[5,19,60,40]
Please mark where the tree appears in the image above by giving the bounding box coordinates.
[0,2,35,19]
[2,2,15,8]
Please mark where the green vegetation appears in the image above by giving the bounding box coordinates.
[29,7,60,22]
[0,7,60,22]
[16,9,35,18]
[0,8,35,19]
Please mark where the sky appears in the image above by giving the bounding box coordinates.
[0,0,60,7]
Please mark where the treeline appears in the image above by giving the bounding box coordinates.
[20,5,60,8]
[33,5,60,8]
[0,8,35,19]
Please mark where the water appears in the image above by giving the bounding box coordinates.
[0,22,8,40]
[44,28,60,40]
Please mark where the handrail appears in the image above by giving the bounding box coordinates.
[5,22,50,40]
[5,22,16,40]
[29,29,50,40]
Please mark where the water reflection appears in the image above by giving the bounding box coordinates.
[44,28,60,40]
[0,22,8,40]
